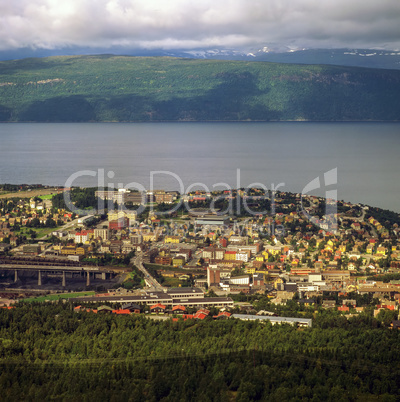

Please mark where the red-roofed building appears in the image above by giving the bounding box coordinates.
[194,312,208,320]
[74,229,94,244]
[109,217,129,230]
[196,309,210,316]
[213,311,231,319]
[172,305,186,314]
[150,303,166,314]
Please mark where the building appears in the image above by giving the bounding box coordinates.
[125,192,146,205]
[236,251,250,262]
[108,210,137,223]
[22,244,41,255]
[70,289,233,309]
[131,234,143,245]
[253,273,264,287]
[60,245,88,256]
[167,287,204,299]
[155,256,172,265]
[109,217,129,230]
[195,215,230,227]
[93,228,109,241]
[172,257,185,267]
[229,275,250,285]
[231,314,312,328]
[96,189,145,205]
[207,266,221,287]
[229,235,248,245]
[165,236,180,244]
[74,230,94,244]
[150,303,166,314]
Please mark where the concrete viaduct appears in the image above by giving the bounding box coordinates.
[0,261,115,287]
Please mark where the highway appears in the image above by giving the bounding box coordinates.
[131,251,165,291]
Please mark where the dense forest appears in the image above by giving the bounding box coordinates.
[0,55,400,122]
[0,303,399,400]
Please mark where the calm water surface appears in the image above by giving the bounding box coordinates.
[0,122,399,212]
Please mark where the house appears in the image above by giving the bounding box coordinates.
[322,300,336,309]
[172,305,186,314]
[97,305,114,314]
[113,309,131,315]
[196,309,210,316]
[376,247,387,256]
[150,303,166,314]
[213,311,231,319]
[194,312,208,320]
[342,299,357,307]
[122,303,142,314]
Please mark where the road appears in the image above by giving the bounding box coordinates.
[131,251,165,291]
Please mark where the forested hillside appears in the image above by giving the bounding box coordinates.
[0,55,400,122]
[0,303,399,400]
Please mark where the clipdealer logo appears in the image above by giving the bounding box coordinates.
[63,168,338,233]
[300,168,338,233]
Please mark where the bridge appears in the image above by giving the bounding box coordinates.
[0,258,115,287]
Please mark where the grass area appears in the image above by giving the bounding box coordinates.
[23,291,95,302]
[144,263,193,274]
[161,277,190,288]
[18,226,62,239]
[0,188,60,199]
[35,227,60,238]
[39,194,56,200]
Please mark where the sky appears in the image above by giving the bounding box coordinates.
[1,0,400,56]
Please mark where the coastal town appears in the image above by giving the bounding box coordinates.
[0,184,399,328]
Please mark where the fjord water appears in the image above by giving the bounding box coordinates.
[0,122,399,213]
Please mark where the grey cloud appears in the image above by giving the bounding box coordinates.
[1,0,400,51]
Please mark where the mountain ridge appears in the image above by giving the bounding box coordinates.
[1,47,400,70]
[0,55,399,122]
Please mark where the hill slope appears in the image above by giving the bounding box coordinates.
[0,55,399,122]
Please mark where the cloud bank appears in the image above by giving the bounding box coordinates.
[1,0,400,52]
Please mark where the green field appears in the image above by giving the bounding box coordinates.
[39,194,56,200]
[19,227,61,239]
[1,55,400,121]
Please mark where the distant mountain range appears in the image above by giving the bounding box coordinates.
[0,55,399,122]
[1,47,400,70]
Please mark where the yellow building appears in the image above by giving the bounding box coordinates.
[172,257,185,267]
[273,277,284,289]
[165,235,180,244]
[376,247,387,256]
[266,248,280,256]
[224,251,237,261]
[142,232,160,242]
[60,245,88,256]
[366,244,374,254]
